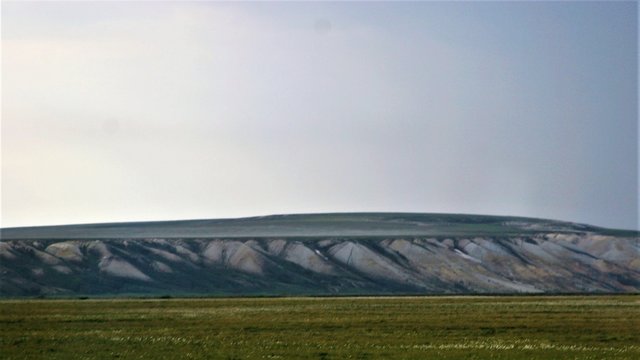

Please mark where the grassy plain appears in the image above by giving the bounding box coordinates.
[1,295,638,359]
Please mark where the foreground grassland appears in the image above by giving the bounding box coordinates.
[1,296,638,359]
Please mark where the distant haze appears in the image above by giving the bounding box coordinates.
[1,1,638,230]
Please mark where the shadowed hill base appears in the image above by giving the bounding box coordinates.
[1,213,638,297]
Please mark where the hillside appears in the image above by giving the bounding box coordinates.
[1,213,638,296]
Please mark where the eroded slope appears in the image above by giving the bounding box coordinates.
[1,233,638,296]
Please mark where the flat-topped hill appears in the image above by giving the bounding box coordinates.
[1,213,638,297]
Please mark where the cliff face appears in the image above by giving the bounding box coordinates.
[1,214,638,296]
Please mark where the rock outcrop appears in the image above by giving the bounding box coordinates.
[1,213,638,296]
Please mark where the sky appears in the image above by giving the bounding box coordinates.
[1,1,638,230]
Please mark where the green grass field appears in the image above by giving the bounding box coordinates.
[1,296,638,359]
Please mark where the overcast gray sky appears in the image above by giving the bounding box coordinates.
[1,1,638,230]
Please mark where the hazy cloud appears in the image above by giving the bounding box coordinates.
[1,1,637,229]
